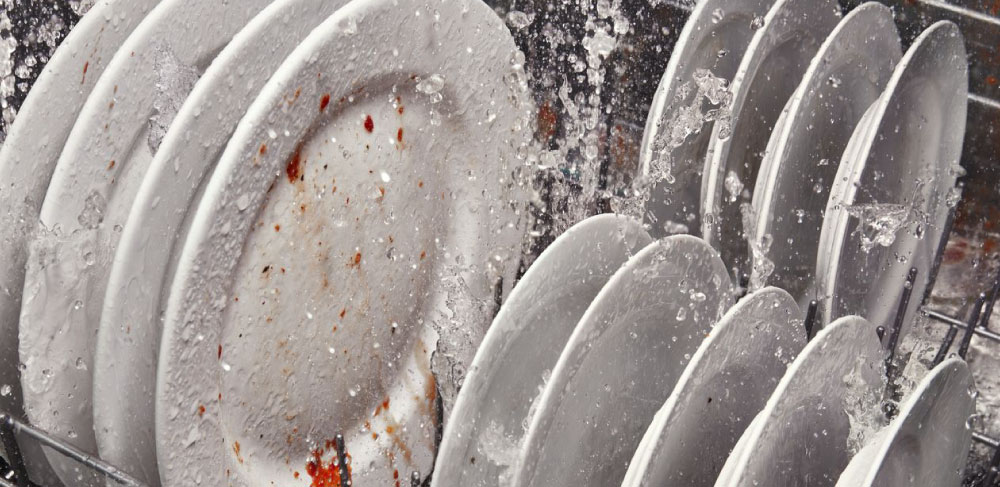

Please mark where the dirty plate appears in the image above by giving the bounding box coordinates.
[749,3,901,300]
[433,214,652,487]
[154,0,532,484]
[16,0,275,484]
[91,0,351,483]
[699,0,841,279]
[835,358,975,487]
[815,21,968,336]
[0,0,158,480]
[714,315,885,487]
[512,236,735,487]
[637,0,774,238]
[622,287,806,487]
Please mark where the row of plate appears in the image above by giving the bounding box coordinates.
[433,213,975,487]
[431,0,973,486]
[0,0,535,485]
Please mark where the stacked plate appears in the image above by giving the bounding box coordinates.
[1,0,533,485]
[0,0,978,486]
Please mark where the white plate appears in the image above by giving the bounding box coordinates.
[714,315,885,487]
[622,287,806,487]
[815,21,967,336]
[154,0,532,484]
[748,3,901,299]
[433,214,652,487]
[637,0,774,238]
[0,0,158,479]
[90,0,350,483]
[699,0,841,278]
[16,0,274,485]
[512,236,735,487]
[835,358,975,487]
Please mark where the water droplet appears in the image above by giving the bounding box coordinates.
[711,8,725,23]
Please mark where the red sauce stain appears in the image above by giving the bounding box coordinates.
[339,308,346,319]
[385,425,395,434]
[397,127,404,142]
[294,472,300,479]
[218,344,222,359]
[320,93,331,112]
[107,160,115,170]
[378,186,385,197]
[988,75,999,86]
[538,101,558,140]
[81,61,89,84]
[286,145,305,183]
[364,115,374,133]
[349,252,362,268]
[420,250,426,260]
[259,143,267,155]
[418,180,423,188]
[274,224,281,232]
[197,405,205,417]
[304,445,352,487]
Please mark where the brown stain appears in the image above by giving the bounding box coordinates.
[81,61,88,84]
[233,441,243,464]
[107,160,115,170]
[320,93,331,112]
[397,127,404,143]
[259,143,267,155]
[197,405,205,417]
[286,144,305,184]
[538,101,558,141]
[274,224,281,232]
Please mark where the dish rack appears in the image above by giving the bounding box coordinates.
[1,0,1000,485]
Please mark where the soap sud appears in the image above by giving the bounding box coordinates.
[147,43,199,153]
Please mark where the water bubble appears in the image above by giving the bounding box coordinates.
[0,384,10,397]
[750,16,765,30]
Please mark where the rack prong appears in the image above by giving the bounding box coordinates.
[884,267,918,387]
[958,293,988,360]
[978,264,1000,331]
[335,433,350,486]
[0,414,29,487]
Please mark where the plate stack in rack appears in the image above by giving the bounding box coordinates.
[0,0,994,486]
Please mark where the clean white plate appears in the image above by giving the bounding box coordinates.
[835,358,975,487]
[815,21,967,336]
[748,3,901,300]
[637,0,774,238]
[622,286,806,487]
[714,315,885,487]
[433,214,652,487]
[91,0,350,483]
[512,236,735,487]
[154,0,532,484]
[16,0,274,485]
[699,0,841,278]
[0,0,158,480]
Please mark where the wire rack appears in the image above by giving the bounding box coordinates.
[2,0,1000,486]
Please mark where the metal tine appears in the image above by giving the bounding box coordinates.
[335,434,350,486]
[0,415,30,487]
[979,263,1000,331]
[884,268,918,386]
[0,413,146,487]
[932,293,986,367]
[959,293,988,360]
[932,326,960,367]
[985,441,1000,487]
[803,300,819,340]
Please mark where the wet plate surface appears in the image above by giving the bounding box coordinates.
[816,20,968,337]
[0,0,158,480]
[714,315,885,487]
[835,358,975,487]
[622,287,806,487]
[154,0,532,485]
[512,236,734,487]
[749,2,901,301]
[699,0,841,279]
[636,0,774,239]
[16,0,274,484]
[91,0,350,483]
[433,214,651,487]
